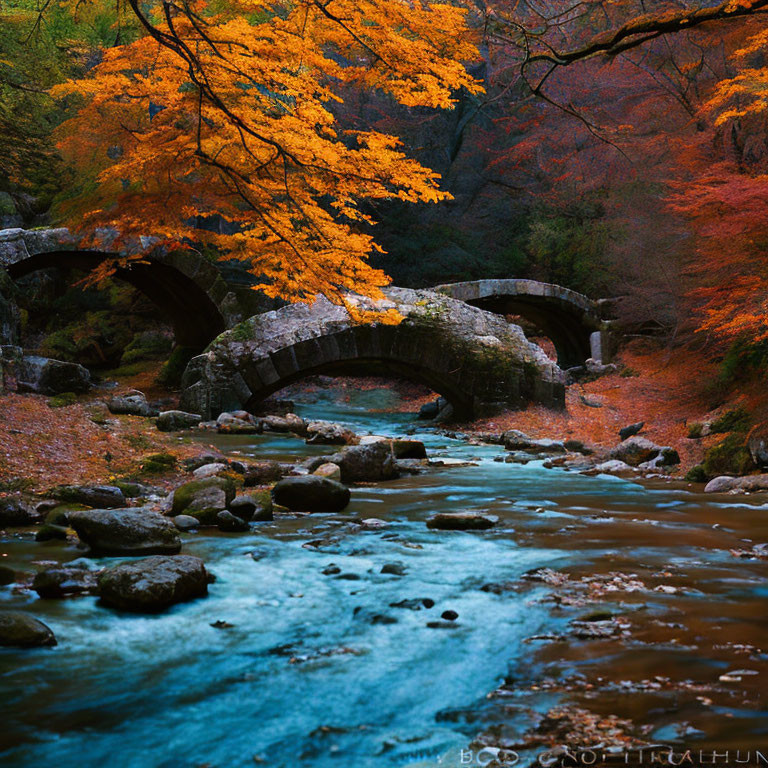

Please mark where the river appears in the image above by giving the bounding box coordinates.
[1,384,767,767]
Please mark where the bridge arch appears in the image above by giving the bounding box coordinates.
[0,228,231,348]
[179,287,566,420]
[434,279,607,369]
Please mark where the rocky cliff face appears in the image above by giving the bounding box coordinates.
[180,287,565,419]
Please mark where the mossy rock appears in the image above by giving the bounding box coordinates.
[240,488,273,517]
[172,476,237,524]
[113,480,148,498]
[48,392,77,408]
[140,453,177,475]
[659,447,681,466]
[36,523,70,541]
[45,503,88,526]
[703,433,755,478]
[687,422,703,439]
[86,403,111,425]
[251,488,272,509]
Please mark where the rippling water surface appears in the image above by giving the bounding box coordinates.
[1,386,767,767]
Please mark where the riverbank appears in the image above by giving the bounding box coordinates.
[0,339,763,492]
[462,341,755,477]
[0,392,209,492]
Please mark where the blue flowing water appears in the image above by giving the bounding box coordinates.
[1,387,767,767]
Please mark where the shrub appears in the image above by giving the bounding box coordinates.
[40,310,132,368]
[121,331,173,365]
[719,338,768,385]
[157,346,198,388]
[687,422,703,439]
[684,465,708,483]
[702,433,755,478]
[709,407,750,435]
[48,392,77,408]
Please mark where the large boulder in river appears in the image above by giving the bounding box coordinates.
[392,439,427,459]
[705,473,768,493]
[244,460,293,486]
[178,287,565,420]
[0,611,57,647]
[502,429,565,454]
[263,413,307,435]
[170,475,237,524]
[306,421,357,446]
[329,441,399,483]
[216,510,249,532]
[97,555,209,612]
[216,411,262,434]
[229,492,273,522]
[273,475,351,512]
[16,355,91,394]
[359,436,427,459]
[426,512,498,531]
[69,507,182,555]
[33,563,99,598]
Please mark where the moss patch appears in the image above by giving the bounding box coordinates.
[157,346,199,388]
[48,392,77,408]
[45,503,88,526]
[171,475,237,523]
[702,433,754,478]
[139,452,177,475]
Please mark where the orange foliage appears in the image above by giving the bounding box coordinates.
[668,25,768,345]
[53,0,482,320]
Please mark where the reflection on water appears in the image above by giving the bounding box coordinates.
[1,386,767,767]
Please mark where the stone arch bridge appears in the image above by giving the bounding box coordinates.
[0,229,612,416]
[434,279,612,369]
[179,287,566,420]
[0,227,267,348]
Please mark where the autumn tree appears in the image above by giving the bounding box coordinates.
[669,27,768,350]
[52,0,482,319]
[33,0,768,332]
[464,0,768,336]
